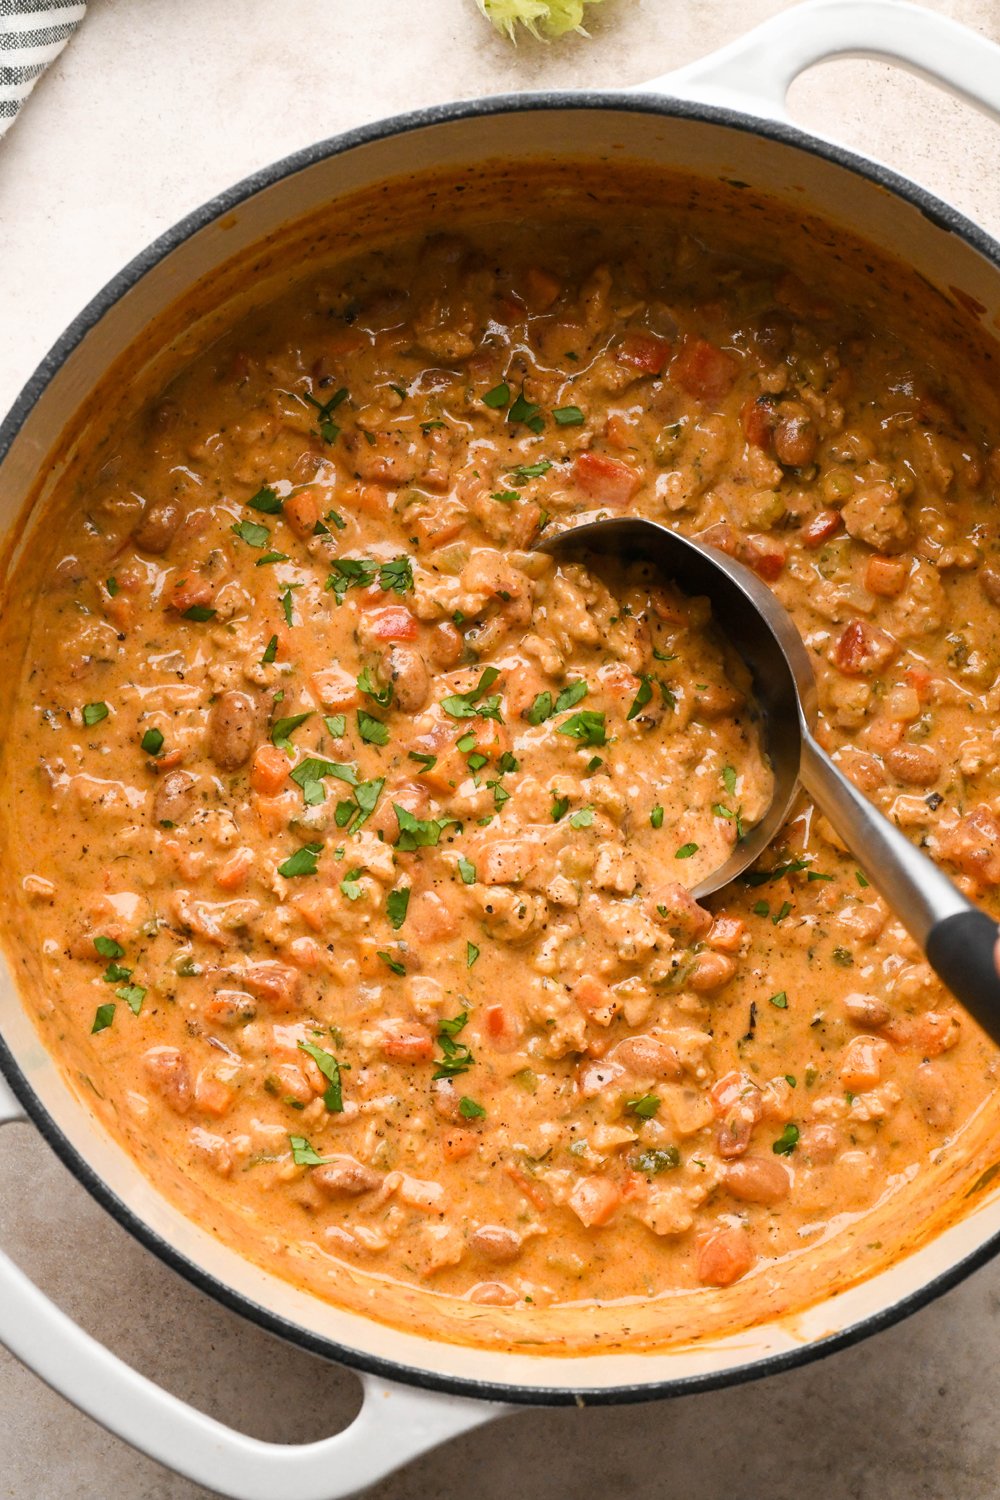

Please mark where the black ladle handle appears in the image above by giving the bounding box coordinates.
[800,728,1000,1040]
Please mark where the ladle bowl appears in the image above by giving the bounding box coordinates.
[539,516,1000,1041]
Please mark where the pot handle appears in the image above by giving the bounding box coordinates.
[642,0,1000,124]
[0,1079,503,1500]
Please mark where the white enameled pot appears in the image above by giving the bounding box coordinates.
[2,3,1000,1495]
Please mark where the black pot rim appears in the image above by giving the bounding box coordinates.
[2,86,1000,1411]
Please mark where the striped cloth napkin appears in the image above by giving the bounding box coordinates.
[0,0,86,138]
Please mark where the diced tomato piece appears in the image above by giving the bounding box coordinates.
[241,961,300,1011]
[378,1020,435,1061]
[442,1130,478,1162]
[214,846,255,891]
[800,509,844,548]
[904,665,934,701]
[741,394,776,448]
[834,619,899,676]
[616,331,671,374]
[482,1004,522,1052]
[165,576,214,614]
[572,451,641,508]
[671,337,739,403]
[283,488,321,539]
[697,521,740,557]
[309,665,360,710]
[865,555,908,597]
[706,915,745,952]
[250,743,290,795]
[568,1175,621,1228]
[524,265,562,312]
[741,533,786,581]
[364,606,419,642]
[604,413,636,450]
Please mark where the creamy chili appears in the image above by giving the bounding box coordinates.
[3,195,1000,1349]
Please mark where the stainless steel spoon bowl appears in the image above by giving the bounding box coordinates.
[539,516,1000,1039]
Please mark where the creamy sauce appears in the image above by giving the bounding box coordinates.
[3,194,1000,1351]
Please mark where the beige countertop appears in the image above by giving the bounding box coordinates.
[2,1,1000,1495]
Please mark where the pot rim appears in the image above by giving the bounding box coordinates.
[2,87,1000,1406]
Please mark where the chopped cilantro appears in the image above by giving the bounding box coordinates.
[261,634,278,665]
[627,676,653,721]
[94,935,125,959]
[769,991,789,1009]
[569,807,594,829]
[632,1146,680,1175]
[440,667,502,721]
[91,1003,116,1034]
[551,794,569,822]
[378,949,406,976]
[339,868,364,901]
[386,887,411,930]
[525,691,553,725]
[553,405,585,426]
[675,842,699,859]
[140,728,164,757]
[82,702,109,726]
[650,805,664,830]
[482,381,511,408]
[459,1096,486,1119]
[626,1093,661,1119]
[278,842,322,878]
[394,804,456,851]
[271,712,312,751]
[457,856,477,885]
[297,1040,349,1112]
[773,1123,800,1156]
[231,519,270,548]
[324,714,346,738]
[557,709,606,747]
[288,1134,332,1166]
[248,485,283,514]
[357,665,393,708]
[554,680,588,713]
[466,941,480,968]
[357,710,389,746]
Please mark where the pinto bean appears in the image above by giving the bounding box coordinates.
[978,564,1000,607]
[939,806,1000,885]
[843,992,891,1028]
[612,1034,683,1080]
[313,1158,382,1198]
[649,883,713,941]
[470,1225,523,1264]
[687,951,736,992]
[428,621,464,667]
[912,1061,954,1129]
[773,408,817,467]
[696,1225,755,1287]
[885,743,940,786]
[379,643,429,712]
[717,1101,760,1158]
[153,770,196,825]
[143,1047,192,1115]
[725,1156,791,1205]
[207,690,261,770]
[133,497,183,554]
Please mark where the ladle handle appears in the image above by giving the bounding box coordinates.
[799,730,1000,1040]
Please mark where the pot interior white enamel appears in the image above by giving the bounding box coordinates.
[3,96,1000,1401]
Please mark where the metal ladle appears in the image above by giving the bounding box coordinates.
[539,516,1000,1038]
